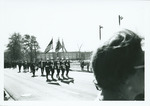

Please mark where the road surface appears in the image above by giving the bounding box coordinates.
[4,67,98,101]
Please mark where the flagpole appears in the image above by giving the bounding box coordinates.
[52,47,54,59]
[119,15,123,26]
[57,37,61,58]
[52,37,54,59]
[56,38,59,58]
[55,38,62,59]
[45,53,46,61]
[58,38,59,59]
[49,52,50,59]
[62,39,64,59]
[99,25,103,40]
[119,15,121,26]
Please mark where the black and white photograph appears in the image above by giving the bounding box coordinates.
[1,0,150,105]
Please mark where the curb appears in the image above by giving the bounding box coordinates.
[4,89,15,101]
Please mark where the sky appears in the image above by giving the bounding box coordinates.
[0,0,150,52]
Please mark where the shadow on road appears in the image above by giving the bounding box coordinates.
[60,79,74,84]
[47,82,60,86]
[70,69,93,73]
[31,75,38,77]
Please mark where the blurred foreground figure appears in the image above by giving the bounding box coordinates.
[91,29,144,100]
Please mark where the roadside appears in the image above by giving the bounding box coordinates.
[70,62,92,73]
[4,68,97,101]
[4,89,14,101]
[3,62,93,101]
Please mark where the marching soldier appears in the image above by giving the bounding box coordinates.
[60,58,66,79]
[31,61,39,77]
[65,58,70,78]
[49,59,55,80]
[31,61,36,77]
[18,60,22,73]
[54,57,61,80]
[87,61,90,71]
[23,61,28,72]
[39,58,45,76]
[80,60,85,71]
[27,62,30,72]
[45,58,50,82]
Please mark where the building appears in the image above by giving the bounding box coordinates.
[37,51,92,61]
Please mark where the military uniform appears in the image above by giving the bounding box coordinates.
[23,61,28,72]
[54,59,61,79]
[31,62,36,77]
[60,59,66,79]
[80,60,84,71]
[39,60,45,76]
[45,60,50,81]
[49,60,55,80]
[18,61,22,73]
[65,59,70,78]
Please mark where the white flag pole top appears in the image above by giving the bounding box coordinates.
[119,15,123,26]
[99,25,103,40]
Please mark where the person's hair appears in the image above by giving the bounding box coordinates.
[91,29,143,90]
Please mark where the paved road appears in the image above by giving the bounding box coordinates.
[4,67,98,101]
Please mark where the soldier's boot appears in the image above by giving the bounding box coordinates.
[61,74,64,79]
[66,74,68,77]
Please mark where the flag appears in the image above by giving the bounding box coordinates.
[44,38,53,53]
[120,16,123,20]
[62,39,67,52]
[55,39,62,52]
[119,15,123,26]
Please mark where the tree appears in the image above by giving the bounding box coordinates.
[22,34,40,62]
[6,33,23,62]
[5,33,40,64]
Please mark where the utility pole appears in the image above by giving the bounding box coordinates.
[99,25,103,40]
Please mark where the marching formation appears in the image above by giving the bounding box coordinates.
[14,57,71,82]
